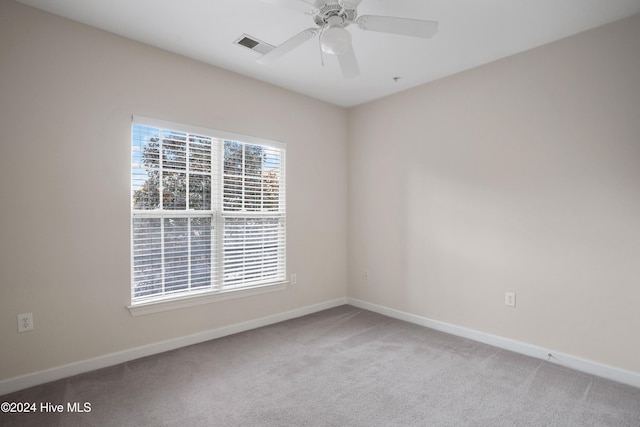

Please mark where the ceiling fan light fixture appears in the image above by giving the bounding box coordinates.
[321,25,352,56]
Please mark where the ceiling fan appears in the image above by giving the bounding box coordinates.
[256,0,438,79]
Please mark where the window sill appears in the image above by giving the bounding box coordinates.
[127,282,289,317]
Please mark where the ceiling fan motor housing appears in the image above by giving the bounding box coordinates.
[313,2,357,27]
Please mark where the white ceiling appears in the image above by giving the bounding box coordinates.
[17,0,640,107]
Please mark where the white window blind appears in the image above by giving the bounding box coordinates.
[131,117,286,305]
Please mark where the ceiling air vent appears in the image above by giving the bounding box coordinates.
[234,34,274,55]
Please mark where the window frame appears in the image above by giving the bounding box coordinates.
[128,116,288,316]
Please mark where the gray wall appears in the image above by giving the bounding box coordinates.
[0,1,348,380]
[348,13,640,373]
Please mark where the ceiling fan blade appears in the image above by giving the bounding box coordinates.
[356,15,439,39]
[257,28,318,65]
[337,45,360,79]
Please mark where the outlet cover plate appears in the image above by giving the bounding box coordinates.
[18,313,34,332]
[505,292,516,307]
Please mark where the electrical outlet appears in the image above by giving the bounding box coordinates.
[18,313,34,332]
[505,292,516,307]
[290,273,297,285]
[364,270,369,279]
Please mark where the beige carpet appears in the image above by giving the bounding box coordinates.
[1,305,639,426]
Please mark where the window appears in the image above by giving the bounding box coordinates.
[130,116,286,310]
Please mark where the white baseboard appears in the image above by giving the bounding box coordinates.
[4,296,637,396]
[0,297,348,396]
[347,297,640,389]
